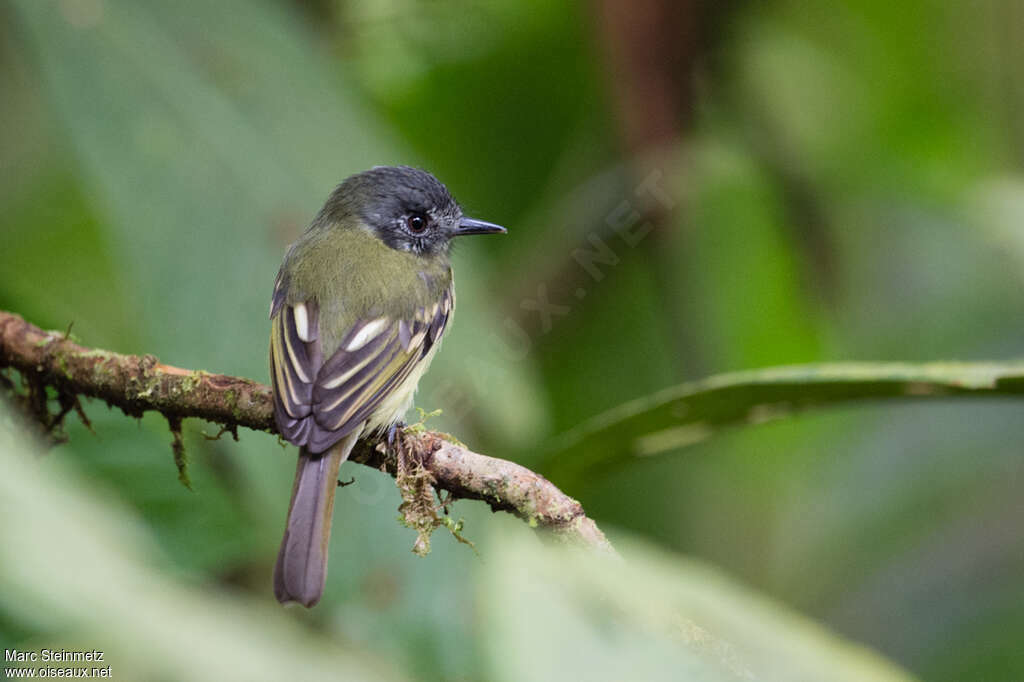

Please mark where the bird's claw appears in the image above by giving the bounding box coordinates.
[386,421,407,452]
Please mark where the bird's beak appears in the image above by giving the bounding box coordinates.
[456,217,507,236]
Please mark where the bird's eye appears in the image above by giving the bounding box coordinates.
[405,213,428,234]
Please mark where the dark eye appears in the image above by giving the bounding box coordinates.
[405,213,428,234]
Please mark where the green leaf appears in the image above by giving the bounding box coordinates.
[480,529,916,682]
[10,0,396,378]
[542,362,1024,483]
[0,406,405,682]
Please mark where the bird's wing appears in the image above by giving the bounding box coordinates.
[270,284,454,454]
[270,299,322,446]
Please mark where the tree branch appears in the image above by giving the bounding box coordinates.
[0,310,616,554]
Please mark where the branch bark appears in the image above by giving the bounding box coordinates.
[0,310,615,554]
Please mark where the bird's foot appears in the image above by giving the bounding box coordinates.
[387,421,420,473]
[386,421,407,453]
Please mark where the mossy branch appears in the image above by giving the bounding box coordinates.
[0,310,615,554]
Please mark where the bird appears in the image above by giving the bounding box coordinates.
[268,166,506,607]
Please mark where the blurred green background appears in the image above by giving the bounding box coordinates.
[2,0,1024,680]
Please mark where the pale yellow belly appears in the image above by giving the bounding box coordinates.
[362,342,441,435]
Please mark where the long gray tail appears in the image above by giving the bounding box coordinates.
[273,432,358,607]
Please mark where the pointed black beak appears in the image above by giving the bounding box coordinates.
[456,217,507,236]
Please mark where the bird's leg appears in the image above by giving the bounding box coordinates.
[386,421,406,452]
[386,420,413,474]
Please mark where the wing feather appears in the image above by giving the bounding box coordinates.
[270,301,321,444]
[270,281,454,454]
[270,269,288,320]
[312,327,414,431]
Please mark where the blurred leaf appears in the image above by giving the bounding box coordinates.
[734,4,997,200]
[679,139,823,372]
[0,171,137,348]
[480,531,916,682]
[0,406,404,682]
[971,176,1024,278]
[543,361,1024,483]
[344,0,609,230]
[10,0,395,378]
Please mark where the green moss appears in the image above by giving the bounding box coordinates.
[168,417,191,491]
[483,478,504,505]
[403,407,443,435]
[55,353,72,380]
[174,442,191,490]
[434,431,465,447]
[223,388,245,420]
[393,434,477,556]
[442,516,477,553]
[78,349,114,359]
[133,375,160,400]
[87,355,117,386]
[181,371,203,393]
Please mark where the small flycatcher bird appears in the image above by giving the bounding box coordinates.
[269,166,506,607]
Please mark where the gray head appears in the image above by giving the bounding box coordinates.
[315,166,505,256]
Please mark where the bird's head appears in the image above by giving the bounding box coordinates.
[317,166,505,256]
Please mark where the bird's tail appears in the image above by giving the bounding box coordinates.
[273,432,358,607]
